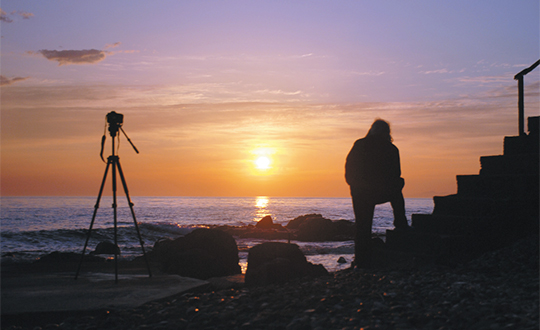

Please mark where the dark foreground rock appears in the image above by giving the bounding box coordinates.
[147,228,241,279]
[35,251,105,264]
[4,235,537,330]
[90,241,121,255]
[245,242,329,286]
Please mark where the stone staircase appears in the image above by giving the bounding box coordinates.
[385,116,539,263]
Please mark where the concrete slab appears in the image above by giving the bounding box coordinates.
[2,271,209,314]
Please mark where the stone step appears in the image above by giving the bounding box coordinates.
[432,194,538,218]
[480,154,539,176]
[385,226,528,263]
[503,117,539,156]
[528,116,539,136]
[456,173,539,198]
[385,229,473,260]
[411,213,489,236]
[504,135,539,156]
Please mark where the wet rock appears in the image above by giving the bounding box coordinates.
[90,241,120,255]
[245,242,329,286]
[149,228,241,279]
[286,214,355,241]
[210,224,291,240]
[255,215,283,230]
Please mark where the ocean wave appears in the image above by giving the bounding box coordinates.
[138,222,205,236]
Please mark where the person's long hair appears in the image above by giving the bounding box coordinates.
[366,119,393,142]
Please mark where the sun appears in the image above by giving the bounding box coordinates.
[255,156,271,170]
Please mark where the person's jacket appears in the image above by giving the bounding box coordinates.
[345,135,402,193]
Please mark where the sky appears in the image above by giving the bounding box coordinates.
[1,0,539,198]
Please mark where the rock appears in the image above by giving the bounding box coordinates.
[286,214,323,230]
[297,216,335,241]
[5,235,538,330]
[90,241,120,255]
[337,256,347,264]
[149,228,241,279]
[286,214,355,241]
[256,215,274,228]
[333,220,357,240]
[245,242,328,286]
[255,215,284,230]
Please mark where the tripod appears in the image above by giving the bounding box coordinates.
[75,113,152,283]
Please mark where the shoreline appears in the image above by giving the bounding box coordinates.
[2,234,538,330]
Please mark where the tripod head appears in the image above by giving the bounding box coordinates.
[107,111,124,137]
[101,111,139,162]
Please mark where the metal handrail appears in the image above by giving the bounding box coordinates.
[514,59,540,136]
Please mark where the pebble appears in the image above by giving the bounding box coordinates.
[3,236,538,330]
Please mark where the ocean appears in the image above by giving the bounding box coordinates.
[0,196,433,273]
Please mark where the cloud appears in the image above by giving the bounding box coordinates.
[0,9,34,22]
[0,75,30,86]
[350,70,385,76]
[421,68,450,74]
[254,89,302,96]
[34,49,108,66]
[17,11,34,19]
[105,42,121,49]
[28,43,136,65]
[458,75,509,84]
[0,9,12,22]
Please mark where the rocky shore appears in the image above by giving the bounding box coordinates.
[3,234,538,330]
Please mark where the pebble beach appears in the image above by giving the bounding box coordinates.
[3,234,538,330]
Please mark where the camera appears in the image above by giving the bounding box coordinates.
[107,111,124,126]
[107,111,124,136]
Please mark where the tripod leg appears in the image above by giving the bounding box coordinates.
[112,157,119,284]
[75,159,111,279]
[116,159,153,278]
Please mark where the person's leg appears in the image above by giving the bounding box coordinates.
[390,190,408,228]
[351,189,375,267]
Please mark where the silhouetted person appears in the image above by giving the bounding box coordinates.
[345,119,409,268]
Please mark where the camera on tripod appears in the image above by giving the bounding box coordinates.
[100,111,138,163]
[77,111,149,283]
[106,111,124,136]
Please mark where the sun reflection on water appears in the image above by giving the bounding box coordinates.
[254,196,271,222]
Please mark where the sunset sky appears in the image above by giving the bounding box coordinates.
[1,1,539,198]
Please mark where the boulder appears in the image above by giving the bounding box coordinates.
[245,242,328,286]
[287,214,355,241]
[256,215,274,228]
[286,214,323,230]
[149,228,241,280]
[255,215,285,230]
[337,256,347,264]
[90,241,120,255]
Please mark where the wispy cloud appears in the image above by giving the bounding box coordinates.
[420,68,466,75]
[421,68,451,74]
[350,70,385,76]
[0,75,30,86]
[0,9,12,22]
[0,9,34,22]
[3,80,533,197]
[457,75,509,84]
[104,42,121,49]
[254,89,302,96]
[16,11,34,19]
